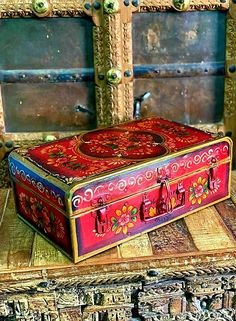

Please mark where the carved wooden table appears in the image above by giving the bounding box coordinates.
[0,172,236,321]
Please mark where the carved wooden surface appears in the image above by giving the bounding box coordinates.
[225,3,236,168]
[0,172,236,320]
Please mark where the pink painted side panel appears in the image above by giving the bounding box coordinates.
[75,159,230,256]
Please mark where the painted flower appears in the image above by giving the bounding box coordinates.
[165,138,177,151]
[53,216,65,239]
[108,160,130,166]
[48,154,78,167]
[41,145,66,158]
[189,176,209,205]
[41,207,51,233]
[30,198,43,223]
[19,192,65,239]
[41,145,79,168]
[19,193,32,215]
[111,205,138,235]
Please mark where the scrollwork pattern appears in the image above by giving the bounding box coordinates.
[9,162,64,207]
[72,169,156,209]
[170,143,229,173]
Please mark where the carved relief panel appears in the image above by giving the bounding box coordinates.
[1,271,236,320]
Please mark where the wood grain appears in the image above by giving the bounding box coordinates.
[0,190,35,269]
[0,188,9,223]
[184,206,236,251]
[119,234,153,258]
[231,171,236,205]
[32,234,71,267]
[84,247,119,263]
[148,219,197,255]
[215,199,236,240]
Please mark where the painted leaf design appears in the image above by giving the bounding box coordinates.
[50,212,55,221]
[112,223,118,231]
[189,193,195,201]
[111,217,117,224]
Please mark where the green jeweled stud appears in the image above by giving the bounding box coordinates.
[172,0,190,11]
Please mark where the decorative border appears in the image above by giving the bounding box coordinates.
[0,0,84,18]
[139,0,229,12]
[225,3,236,168]
[9,161,64,208]
[0,0,229,18]
[0,252,236,292]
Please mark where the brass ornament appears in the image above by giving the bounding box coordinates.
[172,0,190,11]
[32,0,52,17]
[104,0,120,14]
[107,68,122,84]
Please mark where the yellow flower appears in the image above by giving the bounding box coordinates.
[111,204,138,235]
[189,176,208,205]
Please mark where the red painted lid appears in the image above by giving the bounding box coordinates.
[22,118,214,184]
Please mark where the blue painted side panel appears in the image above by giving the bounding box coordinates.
[9,153,67,212]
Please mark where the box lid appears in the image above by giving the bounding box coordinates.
[17,117,216,186]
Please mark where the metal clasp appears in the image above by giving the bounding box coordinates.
[208,157,218,191]
[140,194,156,222]
[94,197,109,236]
[176,181,185,207]
[157,179,173,215]
[156,167,173,214]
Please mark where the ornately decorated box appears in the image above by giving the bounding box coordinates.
[9,117,232,262]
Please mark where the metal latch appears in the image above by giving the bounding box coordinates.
[94,197,109,236]
[156,168,173,215]
[176,181,185,207]
[157,179,173,215]
[208,157,218,191]
[140,194,156,222]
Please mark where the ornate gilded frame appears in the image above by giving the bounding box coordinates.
[0,0,235,164]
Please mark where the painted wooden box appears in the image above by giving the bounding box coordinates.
[8,117,232,263]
